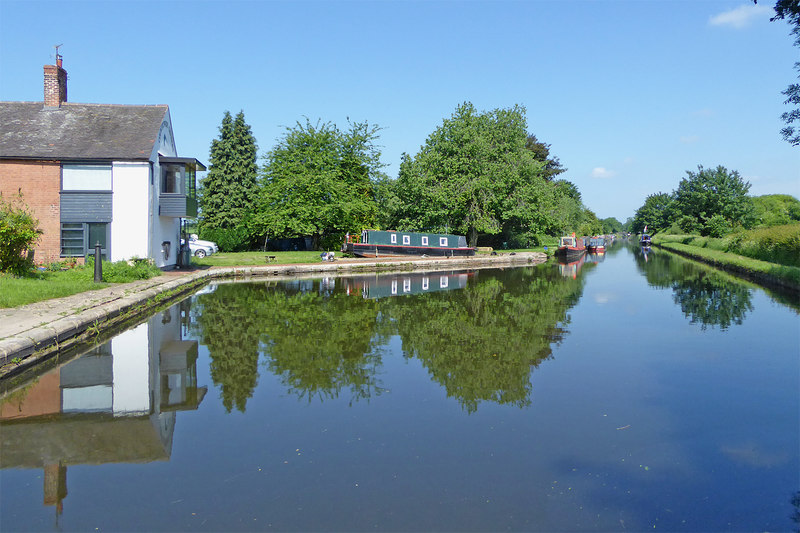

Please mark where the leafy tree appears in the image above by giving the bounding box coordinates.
[760,0,800,145]
[524,135,567,181]
[601,217,623,234]
[751,194,800,226]
[631,192,673,234]
[394,102,547,247]
[199,110,259,250]
[0,193,42,275]
[671,165,754,236]
[256,118,384,250]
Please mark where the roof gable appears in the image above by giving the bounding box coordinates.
[0,102,169,161]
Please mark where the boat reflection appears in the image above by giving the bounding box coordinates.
[0,301,205,514]
[343,270,473,299]
[557,254,586,279]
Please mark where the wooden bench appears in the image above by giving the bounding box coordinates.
[265,255,277,263]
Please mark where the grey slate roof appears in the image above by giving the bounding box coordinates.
[0,102,168,161]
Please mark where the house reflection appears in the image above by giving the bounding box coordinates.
[343,270,473,299]
[0,301,206,514]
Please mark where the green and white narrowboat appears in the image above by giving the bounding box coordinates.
[342,230,475,258]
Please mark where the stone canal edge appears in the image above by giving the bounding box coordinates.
[0,253,546,380]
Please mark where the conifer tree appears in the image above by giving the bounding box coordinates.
[199,111,259,247]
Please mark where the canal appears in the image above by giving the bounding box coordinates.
[1,242,798,532]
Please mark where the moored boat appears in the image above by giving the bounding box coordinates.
[587,236,606,253]
[554,234,586,262]
[342,229,476,258]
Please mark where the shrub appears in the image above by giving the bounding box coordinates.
[200,226,251,252]
[703,214,731,237]
[0,194,42,276]
[85,256,162,283]
[727,223,800,267]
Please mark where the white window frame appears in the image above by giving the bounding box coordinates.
[402,235,410,245]
[422,277,429,290]
[390,233,397,244]
[439,237,448,247]
[391,279,398,294]
[403,278,411,292]
[421,236,429,246]
[440,276,449,288]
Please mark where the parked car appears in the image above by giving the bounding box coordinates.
[189,234,219,253]
[182,237,215,258]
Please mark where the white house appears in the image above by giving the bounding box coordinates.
[0,57,204,268]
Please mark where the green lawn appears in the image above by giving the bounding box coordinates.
[0,269,111,308]
[191,250,324,267]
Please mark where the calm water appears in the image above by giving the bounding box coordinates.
[1,243,798,532]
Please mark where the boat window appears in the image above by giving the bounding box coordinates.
[421,236,428,246]
[422,277,429,290]
[403,235,410,245]
[391,233,397,244]
[403,278,411,292]
[440,237,448,247]
[440,276,449,288]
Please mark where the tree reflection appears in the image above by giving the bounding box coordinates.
[631,245,754,330]
[382,266,585,413]
[671,272,753,330]
[193,280,386,411]
[191,266,586,414]
[193,284,268,412]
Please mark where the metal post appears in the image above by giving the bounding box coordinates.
[94,241,102,282]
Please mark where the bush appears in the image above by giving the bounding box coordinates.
[727,223,800,268]
[0,194,42,276]
[703,214,731,237]
[200,226,252,252]
[85,257,163,282]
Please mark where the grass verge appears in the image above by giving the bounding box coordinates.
[653,239,800,292]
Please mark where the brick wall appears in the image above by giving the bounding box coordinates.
[0,160,62,264]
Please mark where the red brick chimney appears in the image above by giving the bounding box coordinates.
[43,55,67,107]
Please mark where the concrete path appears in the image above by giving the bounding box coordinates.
[0,252,546,375]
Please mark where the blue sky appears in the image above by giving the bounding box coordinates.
[1,0,798,220]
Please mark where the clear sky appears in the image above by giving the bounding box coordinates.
[1,0,798,221]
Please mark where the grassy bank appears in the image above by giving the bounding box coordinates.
[0,259,162,308]
[652,233,800,292]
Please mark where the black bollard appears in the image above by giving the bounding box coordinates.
[94,241,103,282]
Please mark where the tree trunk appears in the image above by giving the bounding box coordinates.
[468,227,478,248]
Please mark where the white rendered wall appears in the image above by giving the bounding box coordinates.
[111,322,151,416]
[111,162,150,262]
[150,114,179,268]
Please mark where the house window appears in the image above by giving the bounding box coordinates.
[62,164,112,191]
[161,165,183,194]
[421,236,428,246]
[390,233,397,244]
[439,237,448,247]
[402,235,410,245]
[61,222,108,258]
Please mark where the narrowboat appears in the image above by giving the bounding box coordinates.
[553,234,586,262]
[640,233,651,246]
[586,236,606,253]
[342,230,476,258]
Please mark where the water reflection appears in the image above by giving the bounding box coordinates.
[189,265,586,414]
[0,302,205,514]
[632,244,755,330]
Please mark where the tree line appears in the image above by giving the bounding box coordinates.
[198,103,604,251]
[629,165,800,237]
